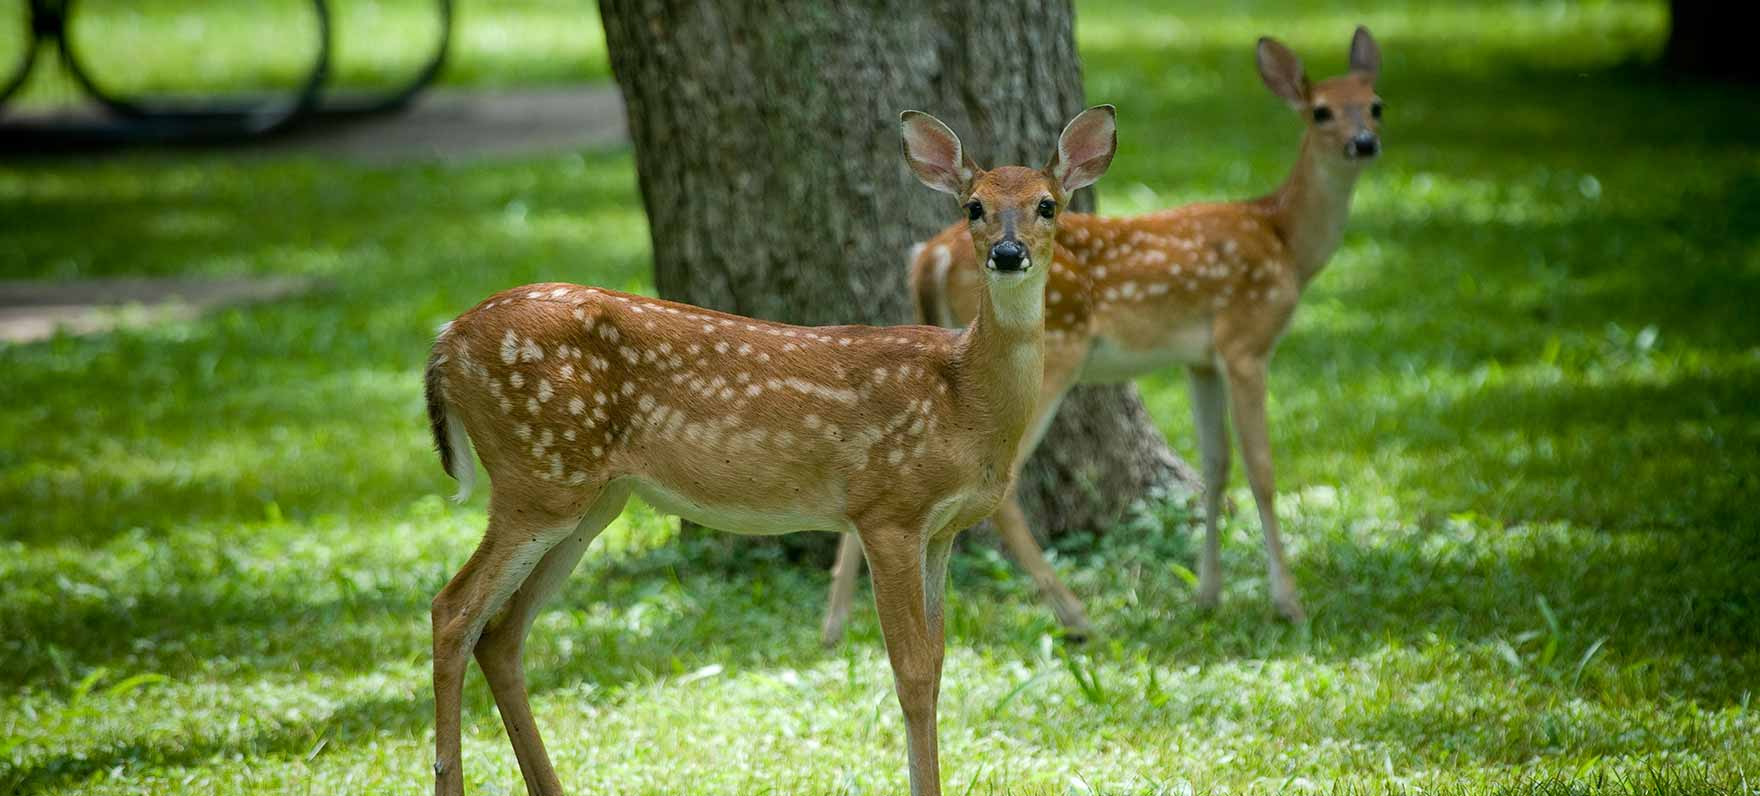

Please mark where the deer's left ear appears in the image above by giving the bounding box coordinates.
[1048,105,1117,195]
[1349,26,1380,80]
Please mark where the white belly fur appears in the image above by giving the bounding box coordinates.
[629,478,853,537]
[1080,320,1215,383]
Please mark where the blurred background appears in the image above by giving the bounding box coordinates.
[2,1,1757,794]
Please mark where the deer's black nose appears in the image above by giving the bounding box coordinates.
[1350,132,1380,158]
[988,240,1028,272]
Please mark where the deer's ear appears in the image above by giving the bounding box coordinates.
[1257,36,1310,109]
[901,111,976,196]
[1349,26,1380,80]
[1048,105,1117,194]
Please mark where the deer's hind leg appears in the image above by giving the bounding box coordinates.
[1188,364,1231,612]
[473,483,631,796]
[431,483,607,796]
[821,533,866,647]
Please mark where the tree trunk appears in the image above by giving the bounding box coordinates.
[601,0,1198,560]
[1665,0,1759,82]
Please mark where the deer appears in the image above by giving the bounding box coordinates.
[821,27,1383,646]
[420,106,1118,796]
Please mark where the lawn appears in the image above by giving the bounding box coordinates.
[3,0,1758,794]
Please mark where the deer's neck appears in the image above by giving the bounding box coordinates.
[1266,133,1364,283]
[951,268,1045,470]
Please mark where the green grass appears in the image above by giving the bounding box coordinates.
[3,0,1759,793]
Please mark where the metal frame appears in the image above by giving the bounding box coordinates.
[0,0,452,147]
[0,1,39,109]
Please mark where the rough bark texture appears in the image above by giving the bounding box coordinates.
[601,0,1198,558]
[1665,0,1758,82]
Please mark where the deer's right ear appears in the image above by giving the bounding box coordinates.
[1256,37,1310,110]
[1049,105,1117,194]
[901,111,976,196]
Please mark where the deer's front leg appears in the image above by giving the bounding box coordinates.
[861,529,943,796]
[821,532,866,647]
[993,496,1092,639]
[992,349,1095,638]
[1223,354,1305,622]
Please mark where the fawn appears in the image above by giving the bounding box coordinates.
[822,28,1383,645]
[422,107,1117,796]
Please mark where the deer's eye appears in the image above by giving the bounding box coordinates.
[966,201,984,221]
[1038,198,1057,219]
[1370,101,1383,120]
[1312,106,1334,123]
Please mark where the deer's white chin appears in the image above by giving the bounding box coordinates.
[984,257,1032,274]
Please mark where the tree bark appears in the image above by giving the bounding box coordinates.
[1665,0,1759,82]
[601,0,1198,559]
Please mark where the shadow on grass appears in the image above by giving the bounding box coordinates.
[1,691,433,794]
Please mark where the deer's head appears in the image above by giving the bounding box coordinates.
[1259,26,1384,163]
[901,106,1117,280]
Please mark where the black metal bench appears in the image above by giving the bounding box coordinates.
[0,0,452,148]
